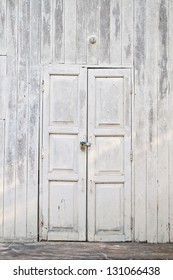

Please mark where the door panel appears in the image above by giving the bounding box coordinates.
[95,183,123,232]
[88,69,132,241]
[41,67,132,242]
[41,66,87,241]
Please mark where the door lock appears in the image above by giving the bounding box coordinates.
[80,141,92,148]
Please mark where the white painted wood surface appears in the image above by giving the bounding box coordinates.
[100,0,110,64]
[122,0,133,65]
[53,0,65,63]
[87,0,100,65]
[41,67,132,241]
[41,66,87,241]
[76,0,87,64]
[169,0,173,243]
[88,69,132,241]
[3,0,18,239]
[41,0,133,66]
[42,0,52,64]
[0,0,40,241]
[146,0,158,243]
[0,56,6,120]
[0,0,173,243]
[134,0,147,242]
[110,0,121,64]
[27,0,41,239]
[157,0,169,243]
[0,121,4,237]
[0,0,6,55]
[65,0,76,63]
[134,0,172,243]
[15,0,29,238]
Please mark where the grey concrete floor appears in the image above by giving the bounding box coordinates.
[0,242,173,260]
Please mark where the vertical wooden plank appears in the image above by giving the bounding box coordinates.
[110,0,121,65]
[27,0,41,240]
[0,0,6,55]
[65,0,76,63]
[0,58,6,237]
[15,0,30,238]
[4,0,17,238]
[99,0,110,64]
[122,0,133,65]
[76,0,87,64]
[157,0,169,243]
[0,121,4,237]
[53,0,65,63]
[134,0,147,242]
[0,56,6,120]
[169,0,173,243]
[42,0,52,64]
[87,0,99,65]
[146,0,158,243]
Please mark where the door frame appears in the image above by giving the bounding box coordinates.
[39,65,134,242]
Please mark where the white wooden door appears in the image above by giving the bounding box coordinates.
[88,69,132,241]
[41,67,132,242]
[41,66,87,241]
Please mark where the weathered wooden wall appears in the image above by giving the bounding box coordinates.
[134,0,173,243]
[41,0,133,65]
[0,0,41,240]
[0,0,172,242]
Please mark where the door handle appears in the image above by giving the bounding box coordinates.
[80,141,92,148]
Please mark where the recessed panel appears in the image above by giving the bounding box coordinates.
[96,137,124,175]
[50,75,78,125]
[49,135,77,172]
[49,182,77,230]
[96,77,123,127]
[96,184,124,233]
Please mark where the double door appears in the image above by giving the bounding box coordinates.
[40,66,132,241]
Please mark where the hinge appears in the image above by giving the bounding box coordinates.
[41,147,44,159]
[130,150,133,161]
[42,80,44,93]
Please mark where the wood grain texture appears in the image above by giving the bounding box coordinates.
[157,0,169,243]
[15,0,30,238]
[0,56,6,120]
[43,0,135,66]
[0,0,172,243]
[122,0,133,65]
[0,121,5,238]
[99,0,110,64]
[169,0,173,243]
[0,57,6,237]
[42,0,52,64]
[4,0,18,238]
[41,66,87,241]
[134,0,147,242]
[0,0,6,55]
[53,0,65,63]
[0,242,173,260]
[110,0,121,64]
[88,69,132,242]
[145,0,158,243]
[65,0,76,63]
[27,0,41,240]
[87,0,100,64]
[76,0,87,64]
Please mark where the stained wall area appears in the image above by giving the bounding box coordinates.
[0,0,172,242]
